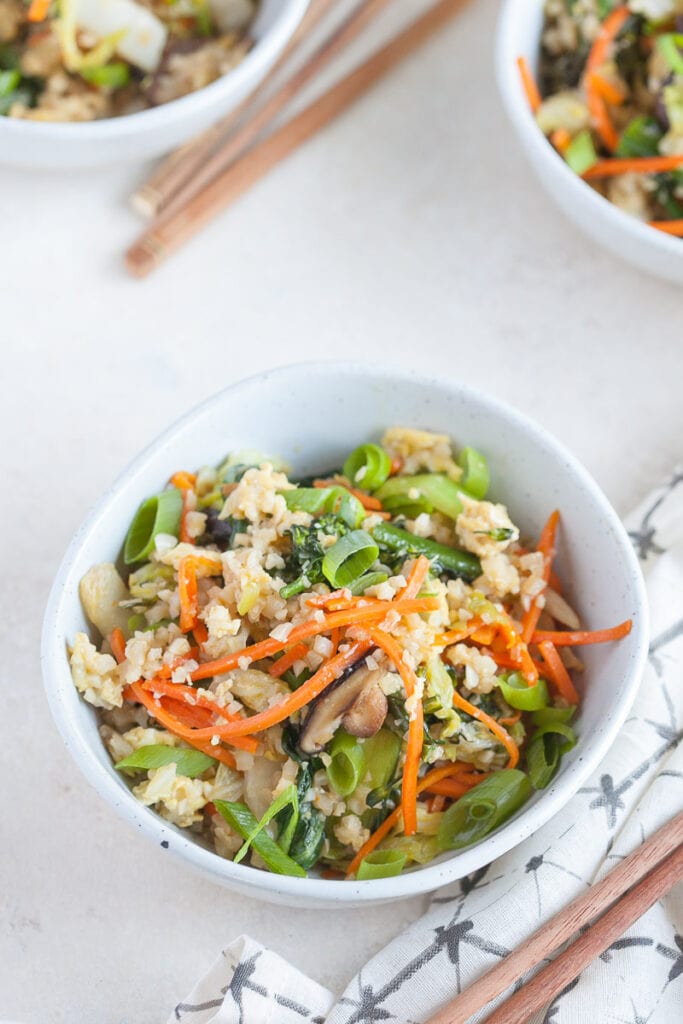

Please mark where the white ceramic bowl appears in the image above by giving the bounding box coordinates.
[1,0,308,168]
[42,362,648,908]
[496,0,683,283]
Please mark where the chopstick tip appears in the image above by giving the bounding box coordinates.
[125,237,162,278]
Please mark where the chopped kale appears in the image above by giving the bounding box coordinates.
[280,513,350,599]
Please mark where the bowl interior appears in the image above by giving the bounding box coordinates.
[43,363,647,905]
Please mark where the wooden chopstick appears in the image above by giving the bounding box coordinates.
[125,0,471,277]
[426,810,683,1024]
[131,0,339,219]
[147,0,397,226]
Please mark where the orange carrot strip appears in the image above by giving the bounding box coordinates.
[170,471,196,490]
[27,0,50,21]
[588,71,626,106]
[129,681,237,768]
[346,763,483,876]
[649,219,683,236]
[178,556,198,633]
[521,510,560,644]
[470,625,497,645]
[585,6,630,151]
[517,55,541,112]
[531,619,632,646]
[313,478,384,511]
[397,554,431,601]
[488,651,546,675]
[389,457,403,476]
[329,627,341,658]
[306,589,351,608]
[193,620,208,645]
[538,641,580,704]
[190,597,439,682]
[499,709,522,727]
[588,6,631,71]
[550,128,571,154]
[428,794,448,813]
[423,779,474,799]
[585,155,683,177]
[138,677,259,752]
[110,627,126,664]
[497,613,539,685]
[364,626,422,836]
[451,689,519,769]
[268,642,310,678]
[436,620,484,647]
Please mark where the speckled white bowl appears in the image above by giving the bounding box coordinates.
[42,362,648,908]
[0,0,308,168]
[496,0,683,284]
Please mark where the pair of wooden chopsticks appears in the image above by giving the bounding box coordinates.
[126,0,472,277]
[425,809,683,1023]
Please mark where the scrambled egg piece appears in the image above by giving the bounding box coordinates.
[70,632,123,710]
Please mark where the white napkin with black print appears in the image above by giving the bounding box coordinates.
[167,472,683,1024]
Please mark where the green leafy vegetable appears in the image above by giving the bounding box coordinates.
[115,744,214,777]
[322,530,379,588]
[278,763,326,869]
[280,514,350,598]
[234,784,299,863]
[123,488,183,565]
[214,801,306,877]
[357,849,407,880]
[343,443,391,490]
[437,770,531,851]
[372,521,481,581]
[616,116,662,158]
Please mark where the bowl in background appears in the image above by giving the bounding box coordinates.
[41,362,648,908]
[496,0,683,284]
[0,0,309,169]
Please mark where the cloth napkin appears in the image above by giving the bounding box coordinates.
[167,472,683,1024]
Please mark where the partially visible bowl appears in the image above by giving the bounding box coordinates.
[0,0,308,168]
[496,0,683,284]
[42,362,648,908]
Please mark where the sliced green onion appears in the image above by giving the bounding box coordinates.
[322,530,379,588]
[213,800,307,877]
[348,571,388,595]
[128,562,176,601]
[326,730,366,797]
[372,521,481,581]
[527,722,577,790]
[0,68,20,97]
[531,705,576,728]
[565,129,598,175]
[343,443,391,490]
[357,849,407,880]
[123,488,183,565]
[80,61,130,88]
[657,33,683,77]
[457,447,490,500]
[498,672,549,711]
[282,487,365,528]
[286,805,326,869]
[437,769,531,851]
[375,474,463,520]
[234,784,299,862]
[115,744,214,778]
[362,729,401,788]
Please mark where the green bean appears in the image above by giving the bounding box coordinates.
[375,474,463,520]
[213,801,306,877]
[357,849,407,880]
[343,443,391,490]
[437,769,531,851]
[362,729,401,788]
[115,745,215,778]
[326,730,366,797]
[372,521,481,581]
[457,447,490,500]
[498,672,549,711]
[322,530,379,588]
[123,489,183,565]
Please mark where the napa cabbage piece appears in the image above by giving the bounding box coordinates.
[79,563,131,638]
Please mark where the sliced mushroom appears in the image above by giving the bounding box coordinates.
[299,665,389,754]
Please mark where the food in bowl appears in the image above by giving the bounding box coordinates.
[520,1,683,238]
[68,427,631,880]
[0,0,257,121]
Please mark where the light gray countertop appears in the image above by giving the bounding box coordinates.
[2,0,682,1019]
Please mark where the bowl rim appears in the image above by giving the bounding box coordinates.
[0,0,309,140]
[41,361,649,902]
[495,0,683,262]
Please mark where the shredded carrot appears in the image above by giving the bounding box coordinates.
[138,677,259,751]
[428,794,447,813]
[585,154,683,177]
[531,619,632,646]
[346,763,484,877]
[538,641,580,704]
[27,0,50,21]
[488,651,546,675]
[648,219,683,236]
[550,128,571,154]
[451,689,519,769]
[397,554,431,601]
[170,472,197,544]
[424,779,473,800]
[313,478,384,511]
[470,625,497,645]
[159,697,218,731]
[521,510,560,644]
[170,471,196,490]
[268,642,309,678]
[497,613,538,685]
[364,626,422,836]
[129,681,237,768]
[389,457,403,476]
[178,556,198,633]
[549,569,563,593]
[436,618,484,647]
[110,627,126,664]
[306,589,352,609]
[585,5,630,151]
[517,55,541,112]
[329,627,341,658]
[499,709,522,727]
[189,597,439,682]
[193,620,208,645]
[588,71,626,106]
